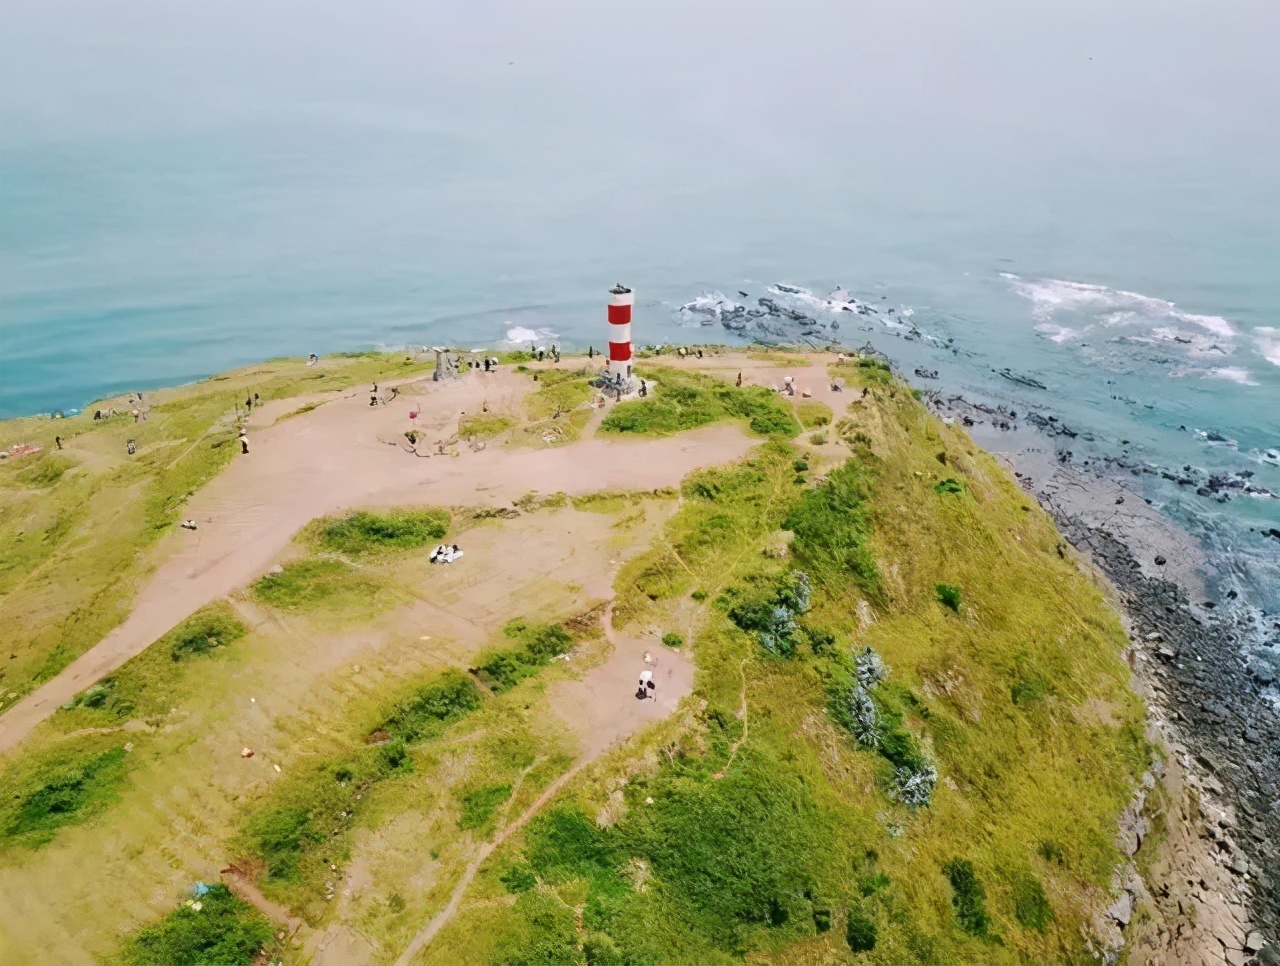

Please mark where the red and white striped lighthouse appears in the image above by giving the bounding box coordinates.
[607,283,634,382]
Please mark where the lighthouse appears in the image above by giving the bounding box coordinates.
[607,283,634,384]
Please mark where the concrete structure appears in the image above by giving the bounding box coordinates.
[607,283,634,383]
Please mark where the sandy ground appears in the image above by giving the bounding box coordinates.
[0,369,755,755]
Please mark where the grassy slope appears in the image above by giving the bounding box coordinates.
[0,353,1147,964]
[425,361,1146,965]
[0,353,431,709]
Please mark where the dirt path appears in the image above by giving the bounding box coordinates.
[393,601,696,965]
[714,659,750,780]
[220,867,305,935]
[0,373,752,756]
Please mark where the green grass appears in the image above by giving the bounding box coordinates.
[118,884,275,966]
[600,366,799,439]
[525,367,596,421]
[458,783,513,831]
[944,858,993,939]
[452,365,1149,964]
[783,460,879,589]
[166,604,248,661]
[0,742,130,849]
[458,412,515,439]
[796,401,832,428]
[251,557,379,609]
[316,508,450,554]
[381,670,483,742]
[472,622,574,693]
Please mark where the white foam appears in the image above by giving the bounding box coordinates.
[1035,323,1077,344]
[1006,274,1237,338]
[504,325,557,345]
[679,291,742,319]
[1169,366,1258,386]
[1254,327,1280,366]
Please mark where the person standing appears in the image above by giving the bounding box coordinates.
[54,436,63,450]
[238,432,249,455]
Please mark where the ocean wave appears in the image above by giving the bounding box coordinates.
[1255,326,1280,366]
[1168,365,1258,386]
[678,291,743,322]
[1006,273,1238,341]
[503,325,558,345]
[1035,323,1077,344]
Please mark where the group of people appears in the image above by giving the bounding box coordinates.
[430,543,464,564]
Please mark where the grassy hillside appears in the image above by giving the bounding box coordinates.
[0,353,1148,964]
[424,363,1147,964]
[0,352,430,710]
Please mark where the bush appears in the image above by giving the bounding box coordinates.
[167,606,248,661]
[1012,874,1053,931]
[661,632,684,648]
[119,884,273,965]
[846,907,877,952]
[318,508,449,554]
[943,858,991,937]
[784,462,878,587]
[936,583,962,612]
[723,571,811,658]
[934,478,965,495]
[381,670,483,742]
[809,431,827,445]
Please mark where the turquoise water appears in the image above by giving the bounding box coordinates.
[1,3,1277,638]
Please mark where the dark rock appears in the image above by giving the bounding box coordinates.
[1154,555,1167,566]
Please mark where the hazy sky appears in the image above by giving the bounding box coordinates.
[3,0,1278,164]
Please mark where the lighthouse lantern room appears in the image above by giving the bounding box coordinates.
[607,283,634,384]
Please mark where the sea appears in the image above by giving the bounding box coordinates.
[1,3,1276,672]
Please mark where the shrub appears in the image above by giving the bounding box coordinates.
[847,685,881,748]
[784,462,878,587]
[792,458,809,472]
[119,884,273,966]
[318,508,449,554]
[661,632,684,648]
[1012,874,1053,931]
[167,606,248,661]
[895,763,938,808]
[381,670,483,741]
[936,583,962,612]
[846,907,878,952]
[723,571,811,658]
[934,478,965,495]
[854,646,888,688]
[809,431,827,445]
[943,858,991,937]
